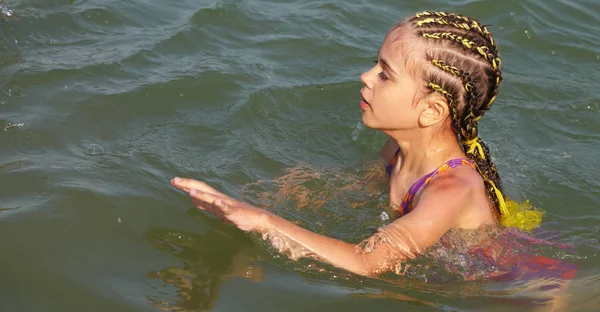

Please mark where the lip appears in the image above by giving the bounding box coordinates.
[360,99,370,109]
[360,92,371,109]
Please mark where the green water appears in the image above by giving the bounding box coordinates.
[1,0,599,311]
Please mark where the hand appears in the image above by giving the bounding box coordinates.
[171,177,269,232]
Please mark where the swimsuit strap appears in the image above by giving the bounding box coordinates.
[399,158,476,216]
[386,147,402,176]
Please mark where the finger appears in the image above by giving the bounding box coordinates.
[193,199,232,224]
[213,198,232,215]
[171,177,223,196]
[211,198,234,222]
[191,195,229,216]
[190,189,233,215]
[191,197,215,213]
[191,195,230,221]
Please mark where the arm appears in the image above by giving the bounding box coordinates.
[260,213,396,276]
[171,174,470,276]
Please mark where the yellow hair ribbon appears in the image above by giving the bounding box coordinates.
[501,199,544,231]
[487,95,497,107]
[491,183,508,215]
[461,136,486,160]
[489,178,544,231]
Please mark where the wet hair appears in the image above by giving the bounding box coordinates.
[395,11,542,230]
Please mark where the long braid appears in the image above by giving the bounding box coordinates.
[407,11,542,230]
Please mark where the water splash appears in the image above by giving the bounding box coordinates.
[351,121,363,141]
[3,122,24,131]
[85,144,105,156]
[1,5,12,17]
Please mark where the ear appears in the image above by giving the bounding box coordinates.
[418,93,449,127]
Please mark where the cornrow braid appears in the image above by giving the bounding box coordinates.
[420,30,501,113]
[412,12,502,75]
[421,32,498,69]
[414,13,501,122]
[423,32,502,111]
[412,11,497,51]
[430,59,479,114]
[428,81,460,131]
[482,67,502,109]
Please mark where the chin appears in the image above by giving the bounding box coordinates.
[360,113,378,130]
[360,112,370,126]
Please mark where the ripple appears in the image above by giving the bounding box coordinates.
[55,176,110,193]
[73,162,97,175]
[35,189,54,199]
[1,3,200,97]
[89,177,109,187]
[15,140,48,156]
[0,160,28,172]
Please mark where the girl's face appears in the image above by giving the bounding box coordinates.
[359,29,423,132]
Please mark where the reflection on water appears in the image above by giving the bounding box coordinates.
[240,162,393,240]
[240,161,389,212]
[145,210,263,311]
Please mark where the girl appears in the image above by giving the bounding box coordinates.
[171,11,545,278]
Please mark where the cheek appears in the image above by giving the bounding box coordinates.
[379,86,414,112]
[376,85,400,104]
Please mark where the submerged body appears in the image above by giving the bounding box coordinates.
[241,162,577,282]
[415,226,577,282]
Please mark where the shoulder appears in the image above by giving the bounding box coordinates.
[412,166,485,218]
[387,164,493,249]
[426,165,483,195]
[391,169,482,248]
[413,165,495,228]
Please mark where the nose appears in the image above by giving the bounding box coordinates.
[360,65,376,89]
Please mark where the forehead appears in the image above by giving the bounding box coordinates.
[380,26,421,74]
[380,27,411,59]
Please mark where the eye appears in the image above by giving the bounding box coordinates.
[378,71,389,81]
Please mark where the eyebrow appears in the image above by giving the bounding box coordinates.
[380,58,399,76]
[376,50,400,76]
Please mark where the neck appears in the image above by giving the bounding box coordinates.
[387,128,466,177]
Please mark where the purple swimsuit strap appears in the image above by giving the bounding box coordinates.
[386,148,401,177]
[399,158,475,216]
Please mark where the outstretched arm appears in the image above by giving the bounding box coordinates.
[171,176,465,277]
[172,177,396,275]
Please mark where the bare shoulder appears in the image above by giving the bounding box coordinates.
[413,166,496,229]
[390,168,489,249]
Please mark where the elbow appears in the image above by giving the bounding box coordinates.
[353,253,399,277]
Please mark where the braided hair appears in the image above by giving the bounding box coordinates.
[396,11,542,230]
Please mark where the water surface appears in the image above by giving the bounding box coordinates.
[1,0,599,311]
